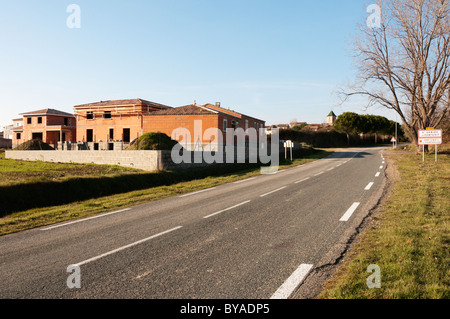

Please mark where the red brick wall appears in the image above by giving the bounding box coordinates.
[143,113,265,145]
[143,114,220,144]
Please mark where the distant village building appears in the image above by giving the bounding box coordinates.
[12,109,76,148]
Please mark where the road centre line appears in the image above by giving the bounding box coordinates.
[203,200,251,219]
[295,177,311,184]
[314,171,324,176]
[379,165,383,169]
[233,177,257,184]
[270,264,314,299]
[260,186,288,198]
[339,202,360,222]
[364,182,374,190]
[74,226,183,267]
[41,208,132,231]
[179,187,216,198]
[375,172,381,177]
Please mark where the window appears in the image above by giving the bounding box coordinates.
[109,128,114,140]
[37,117,42,124]
[223,118,228,132]
[16,133,21,140]
[27,117,32,124]
[104,111,112,119]
[245,119,249,131]
[64,118,69,126]
[87,112,94,120]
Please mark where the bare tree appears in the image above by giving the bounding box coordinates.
[341,0,450,150]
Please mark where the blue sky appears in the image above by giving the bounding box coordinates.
[0,0,399,129]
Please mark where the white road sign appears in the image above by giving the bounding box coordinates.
[418,130,442,145]
[418,130,442,138]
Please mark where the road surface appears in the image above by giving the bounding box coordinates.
[0,146,388,299]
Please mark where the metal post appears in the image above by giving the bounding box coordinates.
[423,144,425,162]
[435,145,437,162]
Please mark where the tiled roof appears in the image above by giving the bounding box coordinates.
[203,104,242,118]
[74,98,171,109]
[19,108,75,117]
[145,104,216,116]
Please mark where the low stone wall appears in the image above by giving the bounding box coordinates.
[5,142,298,172]
[6,150,163,171]
[4,150,224,171]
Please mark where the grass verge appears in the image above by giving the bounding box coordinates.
[0,151,140,186]
[0,148,331,236]
[319,147,449,299]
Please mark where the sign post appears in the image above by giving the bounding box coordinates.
[284,140,294,160]
[390,137,396,149]
[418,129,442,162]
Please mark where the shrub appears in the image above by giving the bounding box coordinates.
[13,139,54,150]
[128,132,179,150]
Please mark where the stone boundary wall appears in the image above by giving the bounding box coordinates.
[5,142,300,172]
[5,150,163,171]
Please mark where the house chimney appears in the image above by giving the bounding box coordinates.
[215,102,220,107]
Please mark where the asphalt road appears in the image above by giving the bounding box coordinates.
[0,146,388,299]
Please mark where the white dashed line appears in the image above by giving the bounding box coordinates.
[203,200,251,219]
[364,182,374,190]
[375,172,381,177]
[233,177,257,184]
[295,177,311,184]
[260,186,287,198]
[314,171,324,176]
[271,264,314,299]
[74,226,183,266]
[179,188,216,198]
[339,202,360,222]
[41,208,131,231]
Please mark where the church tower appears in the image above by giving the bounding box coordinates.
[327,111,336,125]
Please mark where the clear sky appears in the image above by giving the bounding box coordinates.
[0,0,399,129]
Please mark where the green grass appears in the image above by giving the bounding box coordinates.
[0,151,141,186]
[319,148,449,299]
[0,148,331,236]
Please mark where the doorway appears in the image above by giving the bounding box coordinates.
[123,128,130,143]
[86,129,93,142]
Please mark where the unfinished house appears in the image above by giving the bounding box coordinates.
[73,99,172,144]
[143,102,266,150]
[12,109,76,148]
